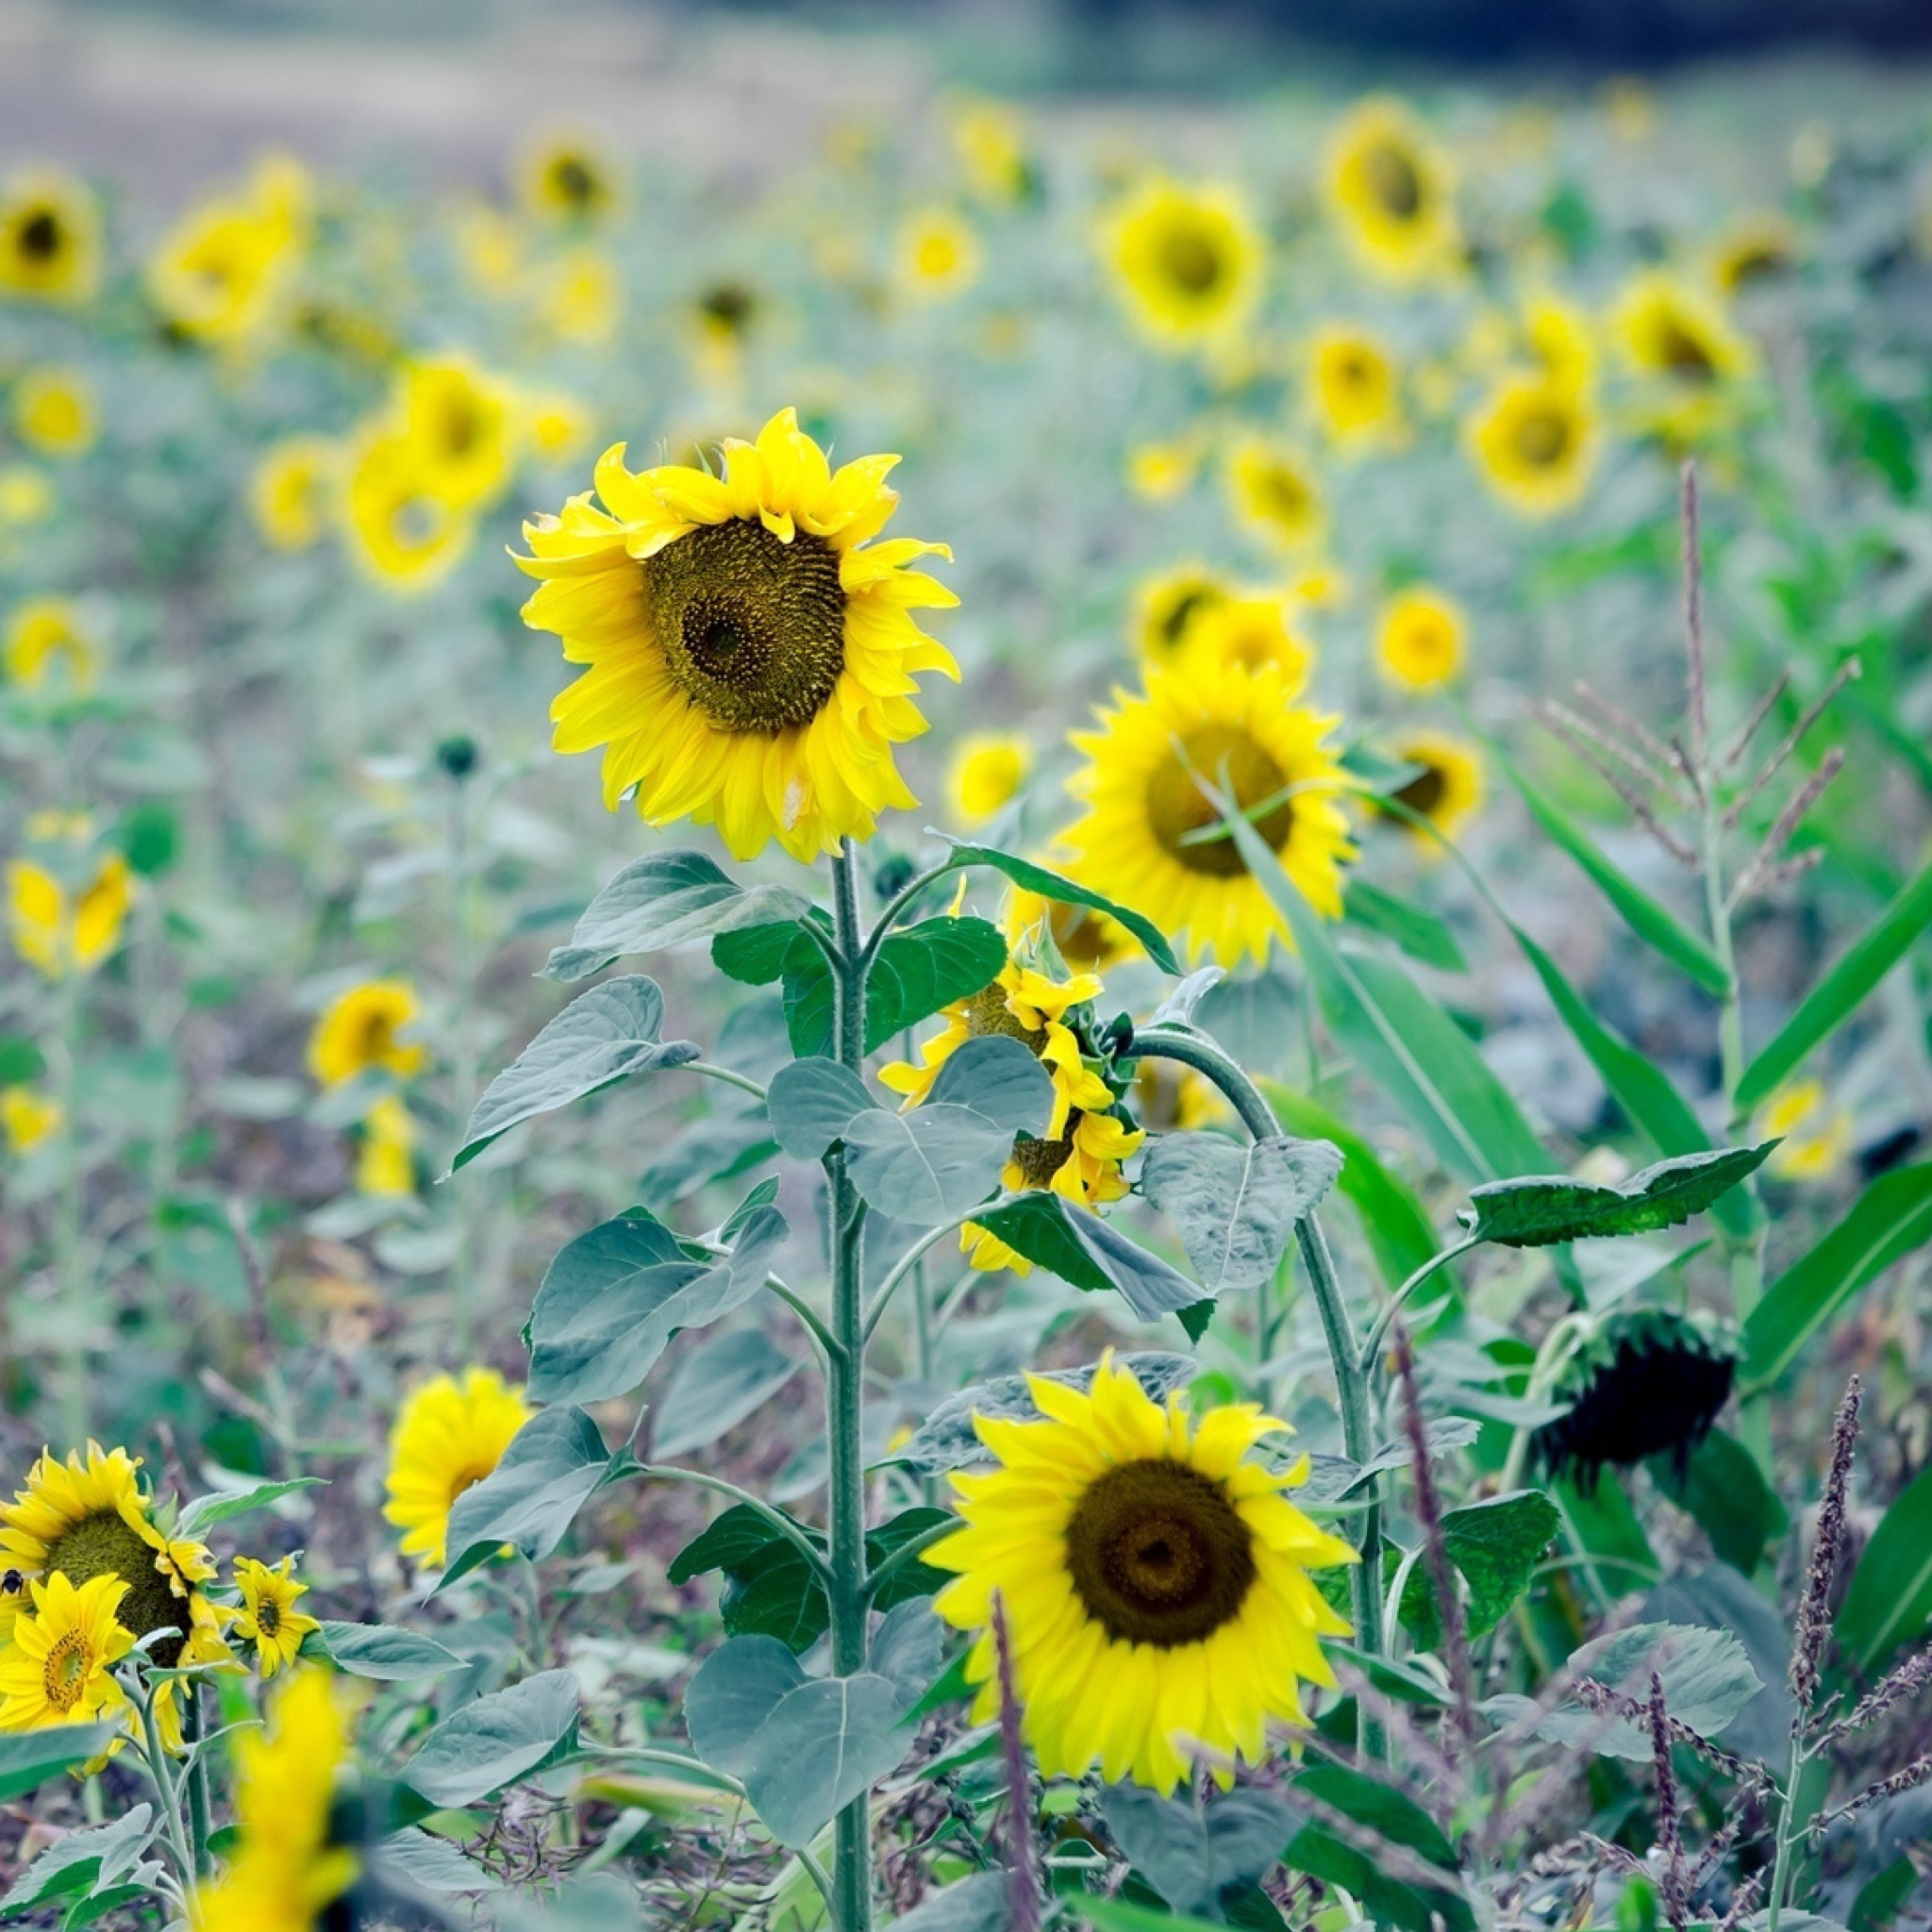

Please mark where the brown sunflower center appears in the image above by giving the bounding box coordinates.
[1159,225,1224,296]
[1655,318,1717,381]
[1065,1458,1257,1647]
[1049,900,1117,972]
[257,1598,282,1638]
[42,1631,92,1712]
[356,1011,397,1064]
[962,981,1046,1054]
[1364,141,1424,222]
[1513,403,1574,468]
[1157,589,1213,651]
[700,283,756,334]
[44,1513,182,1664]
[19,210,61,262]
[1391,759,1447,818]
[1009,1121,1075,1189]
[647,519,847,734]
[552,158,597,208]
[1146,724,1293,878]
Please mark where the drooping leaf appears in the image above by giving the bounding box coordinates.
[714,917,824,988]
[1342,878,1470,974]
[924,1035,1056,1136]
[842,1106,1017,1225]
[972,1192,1205,1321]
[652,1330,799,1459]
[0,1725,124,1805]
[868,1600,946,1713]
[175,1476,325,1537]
[402,1672,582,1809]
[371,1829,500,1894]
[765,1058,876,1159]
[1141,1132,1341,1293]
[635,1110,777,1212]
[1835,1460,1932,1674]
[888,1873,1013,1932]
[310,1623,467,1681]
[454,978,699,1170]
[439,1407,611,1589]
[934,840,1181,974]
[1460,1146,1773,1247]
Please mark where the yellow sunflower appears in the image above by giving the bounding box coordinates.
[900,208,981,303]
[1131,563,1227,667]
[0,170,102,306]
[12,367,96,458]
[1103,178,1262,352]
[384,1369,531,1570]
[880,956,1143,1274]
[517,408,958,862]
[0,1573,133,1733]
[8,845,131,980]
[355,1094,417,1196]
[1060,658,1356,968]
[1613,270,1756,387]
[1373,732,1485,842]
[525,391,594,465]
[147,155,309,346]
[1132,1059,1225,1134]
[1466,372,1598,518]
[2,1086,62,1156]
[1224,439,1326,553]
[308,980,426,1089]
[1307,325,1402,447]
[343,430,473,592]
[1124,440,1200,503]
[250,436,340,551]
[0,466,53,526]
[396,357,516,512]
[949,98,1033,206]
[518,134,619,224]
[1758,1079,1852,1183]
[1523,292,1597,390]
[928,1352,1356,1793]
[1179,592,1313,690]
[1324,97,1459,283]
[231,1557,320,1678]
[1375,586,1466,691]
[947,734,1032,826]
[5,596,98,691]
[1712,213,1797,294]
[538,245,622,345]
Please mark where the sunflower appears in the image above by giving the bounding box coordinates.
[525,391,594,465]
[2,1086,62,1156]
[308,980,426,1088]
[12,367,96,459]
[0,170,102,306]
[384,1369,531,1570]
[395,357,516,512]
[1613,270,1756,387]
[539,245,622,344]
[344,431,472,592]
[1001,884,1138,976]
[192,1668,359,1932]
[1758,1079,1852,1182]
[880,956,1143,1274]
[5,596,98,691]
[0,1574,133,1733]
[1307,326,1401,446]
[1132,1059,1225,1133]
[1131,564,1227,666]
[950,97,1034,206]
[1712,213,1797,294]
[1224,439,1326,553]
[947,734,1032,826]
[1523,293,1597,390]
[928,1353,1355,1793]
[1375,586,1465,691]
[1103,178,1262,351]
[249,436,339,552]
[0,467,53,526]
[1179,593,1313,690]
[518,134,618,224]
[1124,441,1200,503]
[231,1557,320,1678]
[1466,372,1598,518]
[355,1095,416,1196]
[8,844,131,980]
[900,208,981,303]
[517,408,958,862]
[1061,658,1355,968]
[1324,97,1458,283]
[146,156,309,346]
[1372,732,1484,842]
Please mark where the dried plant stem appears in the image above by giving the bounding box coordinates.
[1728,750,1844,909]
[1723,658,1862,829]
[991,1595,1041,1932]
[1649,1673,1690,1932]
[1535,706,1699,865]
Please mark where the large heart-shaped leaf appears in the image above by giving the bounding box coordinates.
[439,1407,612,1589]
[842,1106,1016,1224]
[403,1673,582,1808]
[972,1192,1203,1322]
[1141,1131,1341,1292]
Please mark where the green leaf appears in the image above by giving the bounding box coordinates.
[972,1192,1205,1322]
[779,918,1010,1059]
[1101,1786,1294,1919]
[936,840,1181,974]
[1736,857,1932,1112]
[0,1805,153,1911]
[714,918,821,988]
[684,1635,807,1771]
[1494,754,1729,995]
[924,1035,1056,1134]
[842,1107,1018,1225]
[1079,1899,1235,1932]
[653,1330,799,1459]
[1552,1474,1660,1606]
[1399,1491,1561,1652]
[541,851,811,981]
[403,1671,582,1808]
[869,1600,945,1710]
[370,1829,499,1895]
[0,1726,128,1805]
[454,977,699,1170]
[175,1476,325,1537]
[1461,1146,1773,1246]
[1835,1459,1932,1674]
[525,1205,786,1405]
[635,1111,776,1213]
[1284,1764,1474,1932]
[1140,1132,1341,1293]
[1648,1430,1788,1575]
[765,1058,875,1159]
[310,1623,467,1681]
[889,1873,1011,1932]
[1342,879,1469,974]
[1524,1623,1763,1758]
[739,1673,912,1847]
[869,1509,953,1611]
[439,1407,611,1589]
[1740,1164,1932,1390]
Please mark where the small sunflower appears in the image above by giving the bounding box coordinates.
[1324,97,1458,283]
[344,431,472,592]
[1372,732,1484,842]
[900,208,981,303]
[0,1573,133,1733]
[0,467,53,526]
[517,408,958,862]
[0,170,102,306]
[308,980,427,1089]
[1179,592,1313,690]
[1103,178,1262,352]
[1,1086,62,1156]
[1712,213,1797,294]
[1375,586,1466,691]
[250,436,339,553]
[8,835,131,980]
[1131,563,1227,667]
[1061,658,1356,968]
[1758,1079,1852,1182]
[928,1353,1355,1793]
[1466,372,1598,518]
[1613,270,1756,387]
[539,245,622,345]
[950,98,1034,206]
[146,156,309,346]
[11,367,96,458]
[232,1557,320,1678]
[518,134,618,224]
[525,391,594,465]
[1307,325,1402,446]
[947,734,1032,826]
[1124,441,1200,503]
[355,1094,417,1196]
[1524,293,1597,390]
[5,596,98,692]
[1224,439,1326,553]
[396,357,516,513]
[384,1369,531,1570]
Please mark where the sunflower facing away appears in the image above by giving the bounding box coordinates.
[232,1557,321,1678]
[1375,586,1466,691]
[0,1573,134,1733]
[307,978,427,1088]
[1104,179,1262,351]
[1373,732,1485,842]
[384,1369,531,1569]
[1061,658,1356,967]
[1324,97,1458,282]
[0,170,102,306]
[1467,371,1598,518]
[928,1353,1356,1793]
[517,408,958,861]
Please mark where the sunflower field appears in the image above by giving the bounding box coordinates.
[0,24,1930,1932]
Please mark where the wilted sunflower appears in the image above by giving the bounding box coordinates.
[1372,732,1484,842]
[0,170,101,305]
[1224,439,1326,553]
[517,408,958,861]
[308,979,426,1088]
[0,1573,133,1733]
[518,133,619,224]
[11,366,95,458]
[947,734,1032,826]
[1061,658,1355,967]
[250,435,340,551]
[1131,563,1227,666]
[1467,372,1597,517]
[1307,325,1402,446]
[900,208,981,303]
[1104,178,1261,351]
[1375,586,1465,691]
[880,955,1142,1274]
[929,1353,1355,1793]
[1179,592,1313,689]
[231,1557,320,1678]
[146,155,309,346]
[5,596,98,691]
[384,1369,531,1570]
[1324,97,1458,282]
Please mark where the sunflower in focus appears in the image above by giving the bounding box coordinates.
[1467,372,1597,517]
[518,134,618,224]
[2,1086,62,1156]
[1758,1079,1852,1182]
[1324,97,1458,283]
[8,825,131,980]
[928,1352,1355,1793]
[947,734,1032,826]
[1372,732,1484,842]
[11,367,96,458]
[1375,586,1465,691]
[1131,564,1227,666]
[250,436,340,551]
[0,1574,133,1733]
[384,1369,531,1570]
[0,170,102,306]
[5,596,98,691]
[231,1557,320,1678]
[308,979,426,1088]
[1225,439,1326,553]
[1001,884,1138,976]
[1104,178,1261,352]
[147,155,309,347]
[355,1095,417,1196]
[1307,325,1402,447]
[1180,592,1313,690]
[900,209,981,303]
[1061,658,1355,967]
[517,408,958,861]
[880,954,1142,1274]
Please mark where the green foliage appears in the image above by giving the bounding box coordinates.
[1282,1765,1474,1932]
[1398,1490,1561,1650]
[1835,1460,1932,1674]
[402,1672,583,1809]
[1101,1785,1294,1920]
[780,917,1010,1057]
[1460,1145,1773,1246]
[311,1623,468,1680]
[652,1329,800,1457]
[0,1806,154,1916]
[440,1406,612,1587]
[972,1191,1204,1320]
[935,841,1181,974]
[1140,1131,1341,1293]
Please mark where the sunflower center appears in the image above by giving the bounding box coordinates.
[700,283,756,333]
[1146,724,1294,878]
[19,210,61,261]
[1009,1121,1075,1188]
[962,981,1047,1053]
[445,1462,496,1511]
[647,520,846,734]
[356,1011,396,1064]
[43,1514,182,1662]
[42,1632,92,1712]
[1065,1458,1257,1647]
[1250,466,1312,527]
[258,1598,283,1639]
[553,158,596,208]
[1391,760,1447,818]
[1365,142,1424,222]
[1158,225,1223,296]
[1655,319,1717,381]
[1513,404,1574,468]
[1158,589,1213,651]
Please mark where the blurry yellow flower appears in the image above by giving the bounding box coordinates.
[1467,373,1597,517]
[384,1369,531,1570]
[1712,214,1798,293]
[1375,587,1465,691]
[0,170,102,306]
[1,1087,61,1155]
[525,391,593,464]
[1524,293,1596,389]
[250,436,339,551]
[147,155,309,346]
[5,596,98,691]
[950,97,1033,205]
[1133,1058,1224,1132]
[0,467,53,526]
[1104,178,1262,351]
[1324,97,1458,282]
[11,367,96,458]
[1125,441,1199,502]
[517,134,619,224]
[1613,270,1756,387]
[1602,77,1657,143]
[1132,563,1227,665]
[900,208,981,303]
[231,1557,320,1678]
[454,202,525,295]
[1759,1079,1852,1182]
[398,356,515,511]
[948,734,1032,825]
[355,1095,416,1196]
[1373,731,1484,842]
[8,847,130,979]
[1225,439,1325,552]
[539,244,621,343]
[1307,325,1401,446]
[344,433,472,593]
[308,979,426,1088]
[1181,593,1313,691]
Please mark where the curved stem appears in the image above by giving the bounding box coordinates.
[765,1279,841,1369]
[1360,1237,1482,1372]
[859,858,959,974]
[862,1207,1003,1345]
[864,1515,958,1602]
[630,1464,831,1589]
[685,1062,771,1105]
[580,1740,746,1796]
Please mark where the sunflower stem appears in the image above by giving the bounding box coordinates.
[184,1681,211,1875]
[54,964,89,1448]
